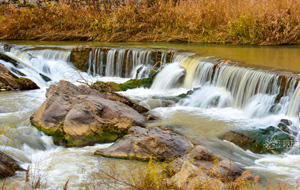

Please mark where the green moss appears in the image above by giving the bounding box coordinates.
[90,81,122,92]
[94,151,164,162]
[16,77,39,90]
[119,78,153,91]
[221,126,292,154]
[66,129,122,147]
[30,120,68,146]
[91,77,154,92]
[177,93,187,98]
[0,53,18,67]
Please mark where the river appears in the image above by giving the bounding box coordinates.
[0,42,300,189]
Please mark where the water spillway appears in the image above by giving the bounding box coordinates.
[2,43,300,188]
[71,46,177,78]
[5,44,300,118]
[151,53,300,119]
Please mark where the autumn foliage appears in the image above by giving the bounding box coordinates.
[0,0,299,45]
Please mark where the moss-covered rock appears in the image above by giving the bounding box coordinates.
[119,78,153,91]
[30,80,146,147]
[177,87,201,98]
[220,123,293,154]
[0,52,18,67]
[90,81,122,92]
[0,53,39,91]
[91,77,154,93]
[16,77,39,90]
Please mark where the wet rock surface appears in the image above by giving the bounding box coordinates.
[69,45,92,71]
[95,126,194,161]
[220,120,294,154]
[0,151,23,179]
[0,63,39,91]
[30,80,146,147]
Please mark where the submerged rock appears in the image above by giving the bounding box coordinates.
[95,126,194,161]
[220,123,293,154]
[0,63,39,91]
[178,87,201,98]
[30,80,146,147]
[0,151,23,179]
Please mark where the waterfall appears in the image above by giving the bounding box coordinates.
[3,46,90,88]
[86,47,175,78]
[150,52,300,119]
[116,49,126,77]
[27,49,71,62]
[106,49,117,77]
[151,53,214,90]
[151,62,185,90]
[213,65,280,108]
[287,81,300,118]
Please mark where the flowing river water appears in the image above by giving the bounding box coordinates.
[0,42,300,189]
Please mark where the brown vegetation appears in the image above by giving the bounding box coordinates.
[0,0,300,45]
[84,160,299,190]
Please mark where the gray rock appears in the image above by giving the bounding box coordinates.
[95,126,194,161]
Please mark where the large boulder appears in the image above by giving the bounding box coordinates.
[220,120,294,154]
[0,63,39,91]
[0,151,23,179]
[30,80,146,147]
[95,126,194,161]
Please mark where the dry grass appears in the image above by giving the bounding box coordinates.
[0,0,300,45]
[83,160,299,190]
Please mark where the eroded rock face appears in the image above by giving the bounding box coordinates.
[70,45,92,71]
[95,126,194,161]
[0,151,23,179]
[30,80,146,147]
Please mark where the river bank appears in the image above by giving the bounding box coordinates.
[1,0,300,45]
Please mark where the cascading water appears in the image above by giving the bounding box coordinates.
[27,49,71,62]
[86,47,174,79]
[152,53,300,120]
[151,62,185,90]
[2,43,300,188]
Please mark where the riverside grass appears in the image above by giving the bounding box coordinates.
[0,0,300,45]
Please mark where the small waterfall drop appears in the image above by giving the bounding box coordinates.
[3,46,91,88]
[213,65,280,109]
[287,82,300,118]
[151,62,185,90]
[27,49,71,62]
[86,47,175,78]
